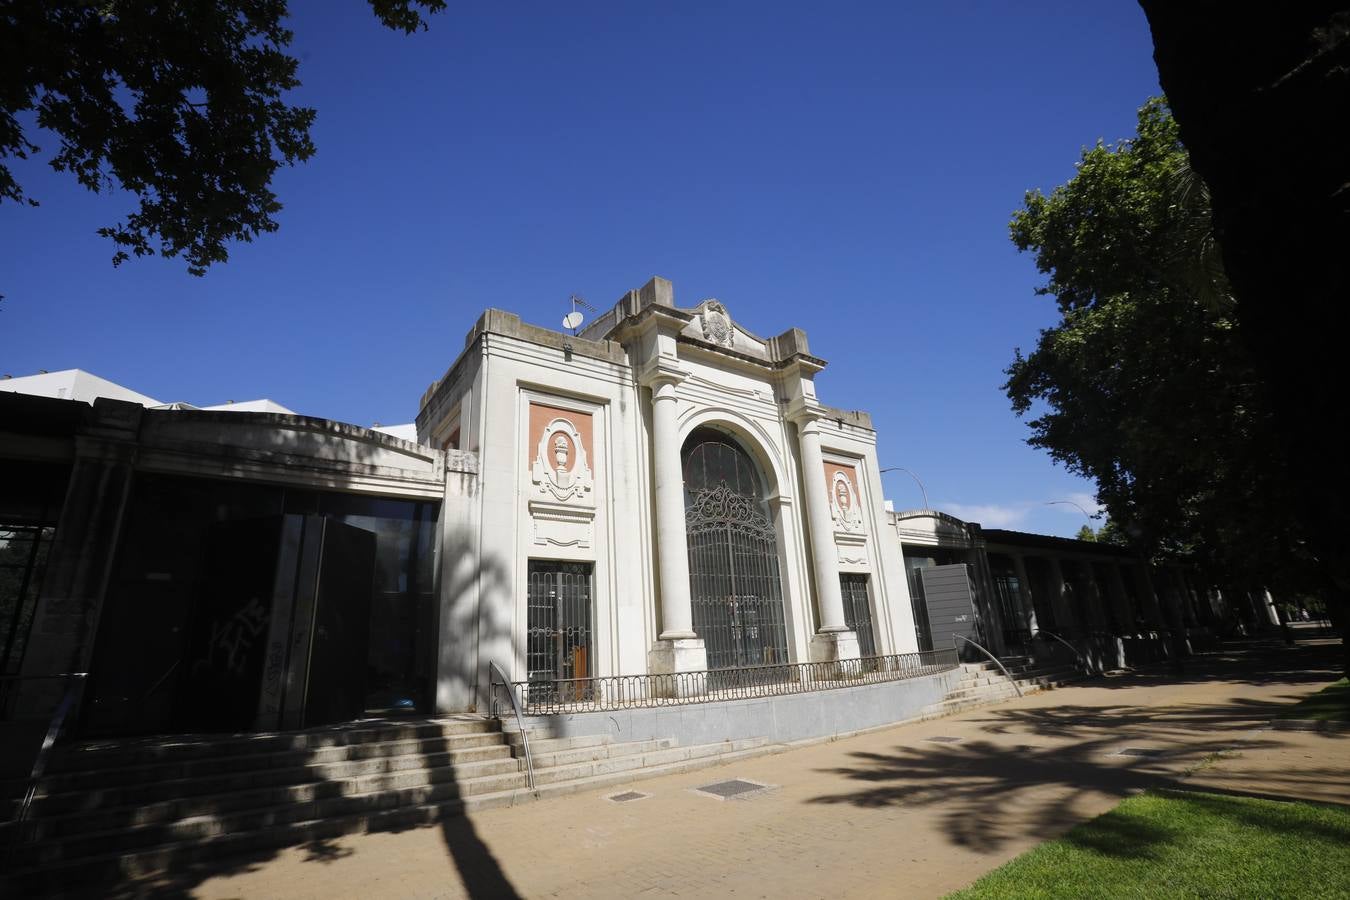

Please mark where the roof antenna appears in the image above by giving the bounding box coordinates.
[561,293,597,334]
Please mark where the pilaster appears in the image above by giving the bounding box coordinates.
[786,406,858,662]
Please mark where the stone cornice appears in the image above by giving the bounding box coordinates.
[637,357,691,390]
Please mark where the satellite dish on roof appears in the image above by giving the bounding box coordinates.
[562,310,584,331]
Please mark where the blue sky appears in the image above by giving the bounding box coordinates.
[0,1,1161,537]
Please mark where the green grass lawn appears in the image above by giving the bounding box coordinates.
[1281,678,1350,722]
[948,789,1350,899]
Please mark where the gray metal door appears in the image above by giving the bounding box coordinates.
[920,564,978,656]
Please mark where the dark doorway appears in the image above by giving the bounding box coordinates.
[302,520,376,727]
[839,573,877,657]
[682,428,789,672]
[0,460,70,686]
[989,556,1033,655]
[175,517,286,733]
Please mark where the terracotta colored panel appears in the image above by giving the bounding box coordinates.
[823,461,861,514]
[528,402,594,474]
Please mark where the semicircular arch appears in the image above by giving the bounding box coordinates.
[676,406,788,500]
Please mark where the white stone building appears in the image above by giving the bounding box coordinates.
[416,276,917,711]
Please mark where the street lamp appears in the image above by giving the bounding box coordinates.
[880,466,929,510]
[1044,499,1100,520]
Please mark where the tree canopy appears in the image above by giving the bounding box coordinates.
[1005,99,1317,598]
[1136,3,1349,668]
[0,1,445,277]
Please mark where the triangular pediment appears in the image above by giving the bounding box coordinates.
[679,299,770,358]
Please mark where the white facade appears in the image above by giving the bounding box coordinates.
[417,277,919,710]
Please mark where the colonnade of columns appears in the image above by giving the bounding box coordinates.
[995,550,1170,638]
[991,549,1243,642]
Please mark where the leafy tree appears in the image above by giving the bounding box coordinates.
[1005,99,1320,607]
[1136,3,1349,669]
[1074,525,1097,543]
[0,1,445,277]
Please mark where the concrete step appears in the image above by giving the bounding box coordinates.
[1014,674,1075,690]
[526,738,676,769]
[529,739,756,786]
[505,732,613,755]
[921,681,1074,719]
[47,717,498,775]
[2,737,774,893]
[14,731,727,872]
[27,754,529,841]
[37,741,689,847]
[36,732,510,797]
[30,743,514,819]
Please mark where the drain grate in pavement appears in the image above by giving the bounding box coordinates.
[924,736,964,744]
[693,778,771,800]
[605,790,651,803]
[1116,747,1165,758]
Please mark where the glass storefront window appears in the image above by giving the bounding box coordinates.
[87,473,439,737]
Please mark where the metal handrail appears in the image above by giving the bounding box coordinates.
[8,672,88,851]
[488,661,535,793]
[1034,629,1096,674]
[509,649,960,716]
[951,635,1022,697]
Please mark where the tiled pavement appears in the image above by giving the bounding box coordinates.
[124,640,1345,899]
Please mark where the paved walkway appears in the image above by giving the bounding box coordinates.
[150,640,1345,899]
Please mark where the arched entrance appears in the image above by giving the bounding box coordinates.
[682,427,789,669]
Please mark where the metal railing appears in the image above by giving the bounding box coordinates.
[952,635,1022,697]
[4,672,88,852]
[487,661,535,792]
[1034,629,1096,674]
[511,649,959,716]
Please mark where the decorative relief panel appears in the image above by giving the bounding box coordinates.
[526,401,597,551]
[531,418,593,501]
[825,461,869,569]
[824,463,865,533]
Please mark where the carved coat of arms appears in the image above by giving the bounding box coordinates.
[701,301,734,348]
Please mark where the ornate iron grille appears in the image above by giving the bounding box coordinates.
[526,561,593,701]
[839,573,877,658]
[685,483,790,678]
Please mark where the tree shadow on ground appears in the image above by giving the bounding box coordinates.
[808,648,1349,855]
[969,696,1317,739]
[1074,638,1342,692]
[808,732,1343,854]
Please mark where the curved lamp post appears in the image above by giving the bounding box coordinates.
[880,466,929,510]
[1045,499,1100,521]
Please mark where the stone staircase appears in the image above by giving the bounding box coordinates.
[0,715,766,892]
[918,656,1083,719]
